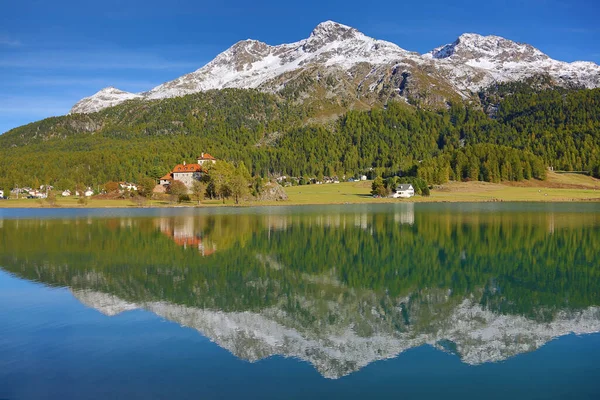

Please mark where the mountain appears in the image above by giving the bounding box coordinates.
[72,288,600,379]
[70,87,143,114]
[424,33,600,90]
[70,21,600,114]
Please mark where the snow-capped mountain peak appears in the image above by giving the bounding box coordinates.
[308,20,358,42]
[69,21,600,114]
[424,32,599,90]
[429,33,549,63]
[142,20,411,101]
[70,87,142,114]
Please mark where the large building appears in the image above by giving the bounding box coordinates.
[159,153,217,189]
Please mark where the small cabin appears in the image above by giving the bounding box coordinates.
[392,184,415,198]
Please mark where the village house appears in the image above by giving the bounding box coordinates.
[392,184,415,198]
[197,152,216,166]
[158,153,217,190]
[119,182,138,191]
[74,188,94,197]
[62,189,71,197]
[0,190,4,198]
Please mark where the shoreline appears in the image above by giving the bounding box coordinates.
[2,174,599,209]
[1,195,599,209]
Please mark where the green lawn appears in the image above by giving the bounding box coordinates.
[1,175,599,208]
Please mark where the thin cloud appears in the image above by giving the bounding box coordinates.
[0,50,203,71]
[7,77,159,92]
[0,35,21,47]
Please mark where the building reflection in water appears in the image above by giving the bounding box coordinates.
[155,217,217,256]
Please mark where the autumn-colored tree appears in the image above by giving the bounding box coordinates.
[167,180,188,203]
[104,181,120,193]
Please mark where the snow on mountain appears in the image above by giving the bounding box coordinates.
[425,33,600,90]
[72,288,600,379]
[69,22,600,114]
[70,87,142,114]
[143,21,415,100]
[73,289,139,316]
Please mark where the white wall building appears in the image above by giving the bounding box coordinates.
[160,153,217,191]
[392,184,415,198]
[197,153,217,166]
[171,162,204,190]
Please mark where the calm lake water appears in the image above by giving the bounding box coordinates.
[1,203,600,399]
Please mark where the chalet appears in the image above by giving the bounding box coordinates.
[158,153,217,190]
[62,190,71,197]
[392,184,415,198]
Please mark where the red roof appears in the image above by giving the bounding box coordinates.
[198,153,216,160]
[159,173,172,181]
[172,163,203,173]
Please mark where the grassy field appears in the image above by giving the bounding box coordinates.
[1,173,599,208]
[281,174,600,204]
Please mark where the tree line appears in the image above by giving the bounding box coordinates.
[0,84,598,191]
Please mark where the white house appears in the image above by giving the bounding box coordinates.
[62,190,71,197]
[360,175,367,181]
[197,152,217,166]
[172,162,204,189]
[392,184,415,198]
[158,162,204,191]
[84,189,94,197]
[119,182,138,191]
[0,190,4,198]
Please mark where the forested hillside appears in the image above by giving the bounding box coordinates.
[0,84,599,191]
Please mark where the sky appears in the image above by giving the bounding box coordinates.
[0,0,598,134]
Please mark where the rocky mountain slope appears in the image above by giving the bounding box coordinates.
[71,21,600,114]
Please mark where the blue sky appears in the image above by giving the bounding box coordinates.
[0,0,598,134]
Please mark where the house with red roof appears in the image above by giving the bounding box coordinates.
[158,153,217,191]
[197,152,217,166]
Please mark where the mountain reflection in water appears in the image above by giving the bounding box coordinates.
[1,204,599,379]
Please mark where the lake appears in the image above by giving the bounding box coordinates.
[1,203,599,399]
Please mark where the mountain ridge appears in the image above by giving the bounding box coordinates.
[73,288,600,379]
[70,21,600,114]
